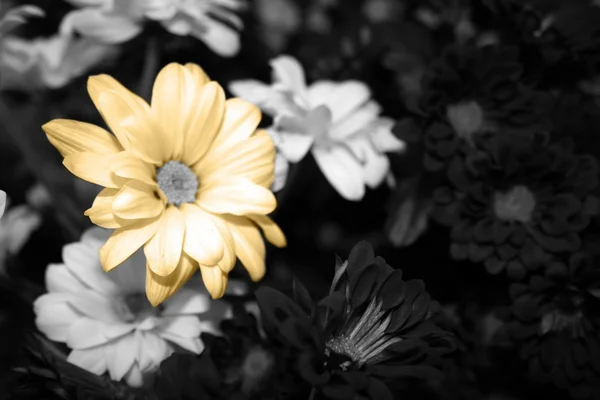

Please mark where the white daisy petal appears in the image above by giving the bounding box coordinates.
[34,294,81,342]
[313,145,366,201]
[324,81,371,123]
[45,263,87,294]
[67,346,108,376]
[107,334,138,382]
[123,362,144,387]
[62,242,120,295]
[66,318,111,349]
[162,288,210,316]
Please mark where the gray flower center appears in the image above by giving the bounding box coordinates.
[115,293,162,322]
[446,101,484,143]
[156,161,198,205]
[325,298,401,368]
[239,347,274,393]
[493,185,536,223]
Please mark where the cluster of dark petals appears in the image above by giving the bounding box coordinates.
[505,245,600,399]
[414,44,551,171]
[482,0,600,77]
[256,242,457,400]
[432,137,599,280]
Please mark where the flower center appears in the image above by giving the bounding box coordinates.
[240,347,274,393]
[325,298,401,369]
[493,185,536,223]
[446,101,484,143]
[156,161,198,205]
[116,293,162,323]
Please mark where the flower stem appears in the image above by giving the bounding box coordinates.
[138,36,160,102]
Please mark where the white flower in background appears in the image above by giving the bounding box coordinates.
[60,0,246,57]
[0,5,44,36]
[0,34,119,90]
[230,55,405,201]
[34,227,232,387]
[0,194,42,274]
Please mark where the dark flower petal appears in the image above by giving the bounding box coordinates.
[403,292,431,330]
[322,382,356,399]
[450,243,468,260]
[379,270,405,311]
[255,286,310,339]
[519,238,546,270]
[469,242,495,262]
[386,302,412,333]
[506,259,526,280]
[365,378,394,400]
[347,241,376,279]
[497,242,519,261]
[293,277,314,316]
[338,371,369,390]
[485,255,506,274]
[492,220,513,244]
[350,257,391,308]
[473,218,495,242]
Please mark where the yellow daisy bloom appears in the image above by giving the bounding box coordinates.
[42,62,286,306]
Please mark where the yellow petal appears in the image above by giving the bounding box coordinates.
[87,74,148,149]
[208,214,236,274]
[181,82,226,166]
[208,98,262,152]
[63,152,124,189]
[144,205,185,277]
[222,215,266,281]
[249,215,287,248]
[84,188,134,229]
[96,91,166,165]
[112,180,165,220]
[195,134,275,188]
[199,264,228,299]
[145,253,198,307]
[197,177,277,216]
[151,63,210,161]
[184,63,210,85]
[99,217,161,272]
[43,119,122,157]
[180,203,224,266]
[110,151,156,186]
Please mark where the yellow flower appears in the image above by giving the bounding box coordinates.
[42,62,286,306]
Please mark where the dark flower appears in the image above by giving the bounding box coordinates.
[433,137,599,280]
[154,304,308,400]
[256,242,457,400]
[413,44,551,171]
[483,0,600,82]
[505,248,600,399]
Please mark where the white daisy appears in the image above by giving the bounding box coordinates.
[229,55,405,201]
[60,0,246,57]
[34,227,229,387]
